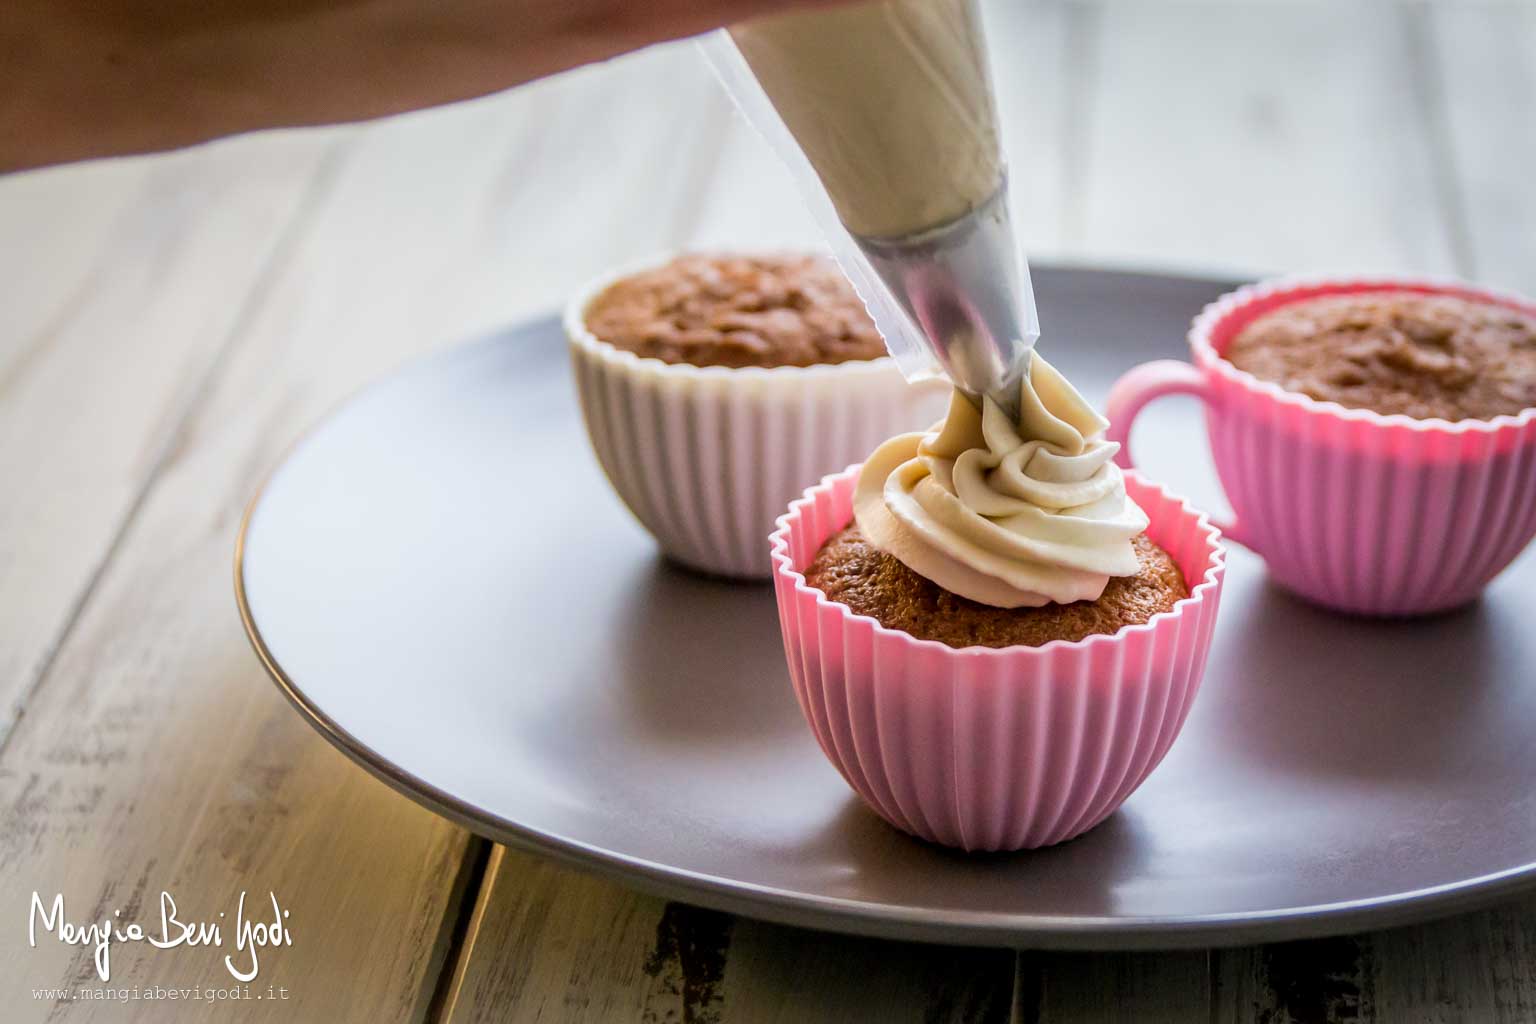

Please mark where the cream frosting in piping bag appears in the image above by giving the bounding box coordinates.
[730,0,1001,239]
[854,354,1149,608]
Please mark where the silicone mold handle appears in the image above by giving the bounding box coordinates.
[1105,360,1246,547]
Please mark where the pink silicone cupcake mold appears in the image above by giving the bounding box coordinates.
[1107,275,1536,616]
[769,467,1226,853]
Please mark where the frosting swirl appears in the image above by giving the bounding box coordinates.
[853,354,1149,608]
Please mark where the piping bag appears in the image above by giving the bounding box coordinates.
[703,0,1038,419]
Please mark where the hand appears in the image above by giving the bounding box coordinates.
[3,0,843,172]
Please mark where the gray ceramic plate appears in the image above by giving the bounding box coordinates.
[237,267,1536,949]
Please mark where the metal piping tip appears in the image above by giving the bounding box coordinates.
[853,182,1036,424]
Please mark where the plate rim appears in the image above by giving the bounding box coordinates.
[235,266,1536,949]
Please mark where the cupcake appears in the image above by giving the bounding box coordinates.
[771,355,1226,852]
[1108,275,1536,616]
[568,252,945,579]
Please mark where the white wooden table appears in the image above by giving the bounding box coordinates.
[3,2,1534,1020]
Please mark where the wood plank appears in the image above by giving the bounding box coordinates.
[1369,899,1536,1024]
[1208,904,1536,1023]
[0,40,732,1022]
[437,847,733,1024]
[1075,1,1456,275]
[439,847,1016,1024]
[720,922,1014,1023]
[0,131,336,739]
[0,129,474,1023]
[0,161,150,340]
[1211,937,1375,1024]
[1021,951,1210,1023]
[1429,0,1536,292]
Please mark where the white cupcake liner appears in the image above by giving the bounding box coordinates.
[566,254,948,579]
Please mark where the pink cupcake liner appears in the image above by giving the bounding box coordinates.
[1109,274,1536,616]
[769,467,1226,852]
[567,255,947,579]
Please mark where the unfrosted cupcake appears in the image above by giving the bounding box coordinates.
[568,252,945,579]
[1105,275,1536,615]
[770,354,1225,852]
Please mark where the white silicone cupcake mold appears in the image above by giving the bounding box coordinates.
[566,254,947,578]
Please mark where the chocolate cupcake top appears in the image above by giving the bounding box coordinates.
[1225,292,1536,421]
[582,253,887,369]
[806,525,1186,649]
[853,355,1149,608]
